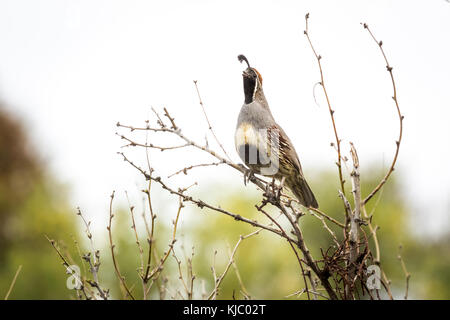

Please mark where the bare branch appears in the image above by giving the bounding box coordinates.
[45,235,98,299]
[116,120,268,192]
[168,161,224,178]
[164,107,178,130]
[107,191,135,300]
[144,195,184,282]
[307,207,345,228]
[397,245,411,300]
[118,151,294,242]
[194,80,232,162]
[256,202,312,300]
[207,230,260,300]
[75,207,104,294]
[348,142,362,299]
[304,13,346,196]
[4,265,22,300]
[361,23,404,205]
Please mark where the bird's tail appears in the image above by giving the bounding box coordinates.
[286,176,318,209]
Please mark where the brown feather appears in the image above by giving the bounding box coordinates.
[269,124,318,208]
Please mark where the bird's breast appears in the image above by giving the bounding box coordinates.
[235,122,274,172]
[235,122,259,149]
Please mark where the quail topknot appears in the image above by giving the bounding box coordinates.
[234,54,318,208]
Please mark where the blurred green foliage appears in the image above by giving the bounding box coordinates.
[0,106,79,299]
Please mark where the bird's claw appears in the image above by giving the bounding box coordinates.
[238,164,254,186]
[278,176,286,199]
[266,177,285,203]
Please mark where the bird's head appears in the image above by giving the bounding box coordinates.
[238,54,263,104]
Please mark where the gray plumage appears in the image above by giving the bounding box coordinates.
[235,55,318,208]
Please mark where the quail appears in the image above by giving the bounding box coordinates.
[234,54,318,208]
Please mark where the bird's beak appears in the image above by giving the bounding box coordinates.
[242,70,251,78]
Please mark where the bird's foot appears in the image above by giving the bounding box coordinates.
[239,164,255,186]
[277,177,286,200]
[265,177,284,203]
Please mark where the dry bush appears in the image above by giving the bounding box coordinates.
[46,15,408,300]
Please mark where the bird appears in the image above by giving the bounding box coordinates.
[234,54,318,208]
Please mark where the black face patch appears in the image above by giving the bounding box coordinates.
[243,71,257,104]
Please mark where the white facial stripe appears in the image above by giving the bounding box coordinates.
[252,76,260,100]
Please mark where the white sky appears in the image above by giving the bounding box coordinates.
[0,0,449,236]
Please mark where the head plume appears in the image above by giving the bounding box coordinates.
[238,54,262,84]
[237,54,250,68]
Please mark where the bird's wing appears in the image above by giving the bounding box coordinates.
[268,124,318,208]
[267,123,304,177]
